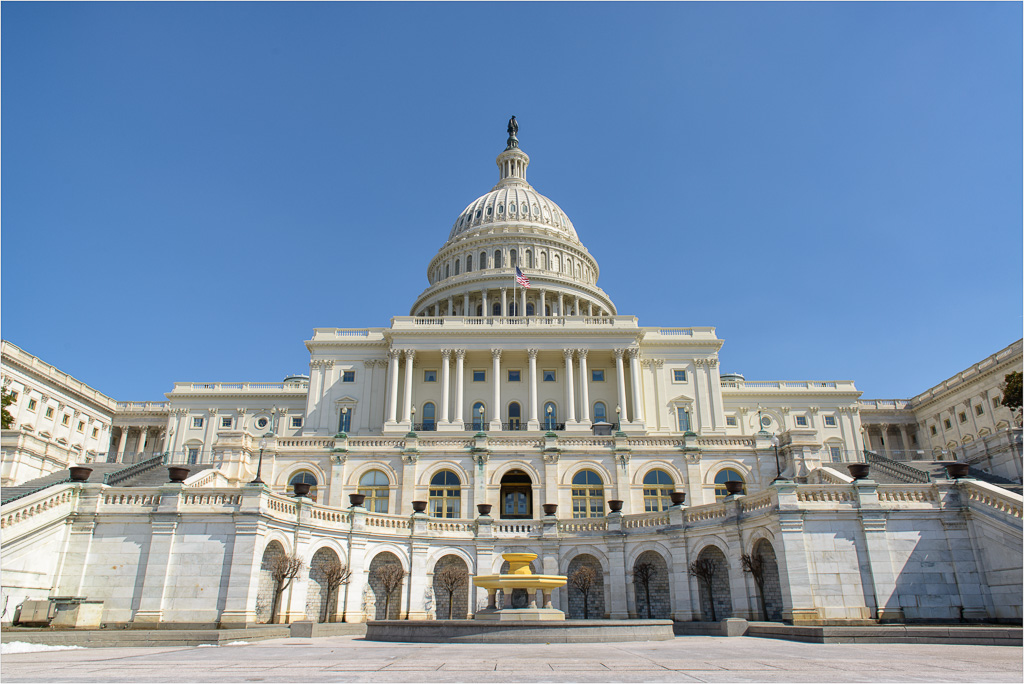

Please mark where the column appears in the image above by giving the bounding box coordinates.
[446,296,453,316]
[578,349,591,424]
[539,290,546,317]
[439,349,452,425]
[490,349,502,431]
[588,301,593,316]
[573,295,580,316]
[557,293,564,316]
[879,424,893,459]
[628,348,645,424]
[481,289,489,317]
[386,350,400,425]
[137,428,149,458]
[563,349,576,425]
[455,350,466,429]
[614,349,629,423]
[463,292,470,317]
[899,425,912,460]
[402,350,415,425]
[521,288,527,316]
[527,349,540,430]
[116,428,129,462]
[500,288,507,317]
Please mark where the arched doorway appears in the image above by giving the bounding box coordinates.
[367,552,404,620]
[500,469,532,519]
[255,541,286,624]
[632,550,671,619]
[432,555,470,619]
[694,545,732,621]
[565,554,605,619]
[307,547,345,623]
[751,538,783,621]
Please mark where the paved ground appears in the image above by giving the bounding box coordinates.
[2,635,1021,683]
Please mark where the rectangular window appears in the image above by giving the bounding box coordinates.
[62,414,70,426]
[543,370,556,382]
[291,417,303,428]
[677,408,690,432]
[829,445,843,462]
[795,416,808,427]
[192,417,204,429]
[824,415,837,427]
[943,418,952,430]
[221,417,232,429]
[342,370,355,382]
[423,370,437,382]
[77,421,84,432]
[27,399,37,411]
[725,416,737,427]
[9,391,17,401]
[930,425,937,435]
[507,370,521,382]
[45,407,54,419]
[187,447,199,465]
[591,369,605,382]
[958,412,967,424]
[673,369,687,382]
[992,396,1000,408]
[92,427,99,438]
[975,403,984,416]
[473,370,486,382]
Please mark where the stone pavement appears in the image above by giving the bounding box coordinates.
[2,635,1021,683]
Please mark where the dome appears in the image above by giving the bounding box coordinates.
[448,180,580,244]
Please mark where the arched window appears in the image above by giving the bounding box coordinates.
[422,402,436,431]
[526,303,535,316]
[492,302,501,316]
[472,402,486,431]
[445,264,450,278]
[466,254,473,272]
[508,302,518,316]
[571,470,604,518]
[288,471,318,501]
[593,402,607,424]
[643,469,675,512]
[494,250,502,268]
[525,250,533,268]
[476,305,483,316]
[714,469,745,501]
[510,249,517,268]
[429,470,461,518]
[540,252,548,270]
[480,251,487,269]
[508,402,521,430]
[543,402,558,430]
[454,260,460,276]
[358,470,389,513]
[576,263,582,279]
[553,254,560,272]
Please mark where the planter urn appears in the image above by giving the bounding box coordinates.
[167,466,190,483]
[69,466,93,482]
[724,480,745,495]
[669,491,686,506]
[944,462,970,479]
[476,503,492,516]
[292,482,312,497]
[607,499,624,513]
[542,503,558,517]
[348,493,366,507]
[847,463,871,480]
[411,500,428,513]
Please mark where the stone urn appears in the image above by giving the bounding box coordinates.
[607,499,624,512]
[167,466,190,483]
[477,503,492,516]
[69,466,93,482]
[349,493,366,507]
[542,503,558,517]
[724,480,745,495]
[670,491,686,506]
[411,500,428,513]
[944,462,970,479]
[847,463,871,480]
[293,482,312,497]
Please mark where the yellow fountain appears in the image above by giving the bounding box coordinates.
[472,552,567,621]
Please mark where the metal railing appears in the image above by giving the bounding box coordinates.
[103,455,164,485]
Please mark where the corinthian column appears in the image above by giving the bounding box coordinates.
[454,350,466,429]
[578,349,591,424]
[614,349,629,424]
[564,349,576,426]
[386,350,400,426]
[628,348,645,424]
[440,349,452,425]
[402,350,415,425]
[490,349,503,431]
[527,349,540,430]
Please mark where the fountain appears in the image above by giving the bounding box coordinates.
[473,552,567,621]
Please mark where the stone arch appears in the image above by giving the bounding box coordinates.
[367,551,405,620]
[255,540,286,624]
[346,461,400,487]
[306,546,344,623]
[694,545,732,621]
[632,550,671,619]
[417,460,471,488]
[564,553,605,619]
[432,554,470,619]
[276,462,328,490]
[631,460,684,486]
[751,538,783,621]
[703,461,751,485]
[487,460,542,486]
[559,460,613,486]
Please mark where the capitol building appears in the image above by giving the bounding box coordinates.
[1,121,1021,629]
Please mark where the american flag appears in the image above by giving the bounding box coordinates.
[515,267,531,288]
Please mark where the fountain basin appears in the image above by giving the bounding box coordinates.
[365,619,675,643]
[472,575,567,591]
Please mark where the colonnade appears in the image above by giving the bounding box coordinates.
[112,426,166,462]
[416,287,609,319]
[860,423,916,460]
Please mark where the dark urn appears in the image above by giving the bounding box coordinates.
[167,466,190,483]
[542,503,558,517]
[348,493,366,507]
[847,463,871,480]
[411,500,428,513]
[944,462,970,479]
[607,499,624,513]
[69,466,93,482]
[292,482,312,497]
[724,480,745,495]
[477,503,492,516]
[670,491,686,506]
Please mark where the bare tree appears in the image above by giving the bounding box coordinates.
[741,553,769,621]
[434,564,467,620]
[372,563,406,620]
[314,558,352,623]
[568,565,597,620]
[267,554,304,624]
[688,558,718,622]
[633,561,657,619]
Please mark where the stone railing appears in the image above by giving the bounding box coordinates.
[365,514,410,530]
[557,519,607,533]
[172,381,309,392]
[428,520,475,533]
[391,315,641,331]
[794,486,855,503]
[116,401,170,412]
[277,438,336,449]
[418,437,474,449]
[180,492,243,507]
[621,511,670,529]
[626,437,682,448]
[102,491,161,507]
[876,486,938,504]
[307,504,350,525]
[0,484,76,533]
[720,379,855,391]
[864,451,931,483]
[492,521,540,536]
[858,399,912,410]
[685,503,728,523]
[346,437,406,449]
[697,437,755,448]
[962,480,1023,522]
[738,490,775,514]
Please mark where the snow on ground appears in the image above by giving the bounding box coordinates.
[1,641,85,654]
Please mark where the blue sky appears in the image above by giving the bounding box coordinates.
[2,2,1021,402]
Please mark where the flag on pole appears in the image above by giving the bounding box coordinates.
[515,267,531,288]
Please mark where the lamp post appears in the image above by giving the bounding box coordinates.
[546,404,553,430]
[478,404,485,432]
[250,438,268,485]
[770,435,783,481]
[756,405,765,432]
[340,406,349,433]
[411,405,417,431]
[615,405,621,430]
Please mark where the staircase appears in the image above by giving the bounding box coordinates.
[860,451,1022,494]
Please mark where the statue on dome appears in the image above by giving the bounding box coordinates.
[506,115,519,150]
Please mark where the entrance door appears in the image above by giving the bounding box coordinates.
[499,469,532,519]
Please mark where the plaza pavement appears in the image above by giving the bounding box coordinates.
[2,634,1022,683]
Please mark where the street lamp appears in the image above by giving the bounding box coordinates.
[615,405,621,429]
[770,435,783,481]
[250,438,268,485]
[479,404,485,431]
[546,404,553,430]
[340,406,349,433]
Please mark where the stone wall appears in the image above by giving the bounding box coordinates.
[753,539,783,621]
[566,554,605,619]
[432,555,469,619]
[695,545,732,621]
[633,550,670,619]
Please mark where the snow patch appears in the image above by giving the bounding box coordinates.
[1,642,86,654]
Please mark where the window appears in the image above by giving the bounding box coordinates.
[494,250,502,268]
[526,303,534,316]
[677,408,690,432]
[714,469,745,501]
[795,416,808,427]
[510,249,517,267]
[358,470,390,513]
[992,396,1001,408]
[726,416,737,427]
[958,412,967,424]
[454,260,460,276]
[291,417,303,428]
[472,402,486,431]
[473,370,486,382]
[27,399,37,411]
[256,417,269,430]
[543,370,556,382]
[45,407,54,419]
[507,401,522,429]
[77,421,84,432]
[480,251,487,269]
[424,370,437,383]
[342,371,355,383]
[829,445,843,462]
[9,391,17,401]
[338,407,352,433]
[466,255,473,272]
[943,418,952,430]
[571,470,605,518]
[930,425,938,436]
[187,447,199,464]
[492,302,501,316]
[593,402,606,423]
[643,469,675,512]
[429,470,461,518]
[221,417,233,429]
[444,264,449,278]
[507,370,521,382]
[975,403,984,416]
[92,427,99,438]
[62,414,70,426]
[422,402,436,431]
[591,369,605,382]
[288,471,318,501]
[673,369,687,382]
[824,415,837,427]
[544,402,558,430]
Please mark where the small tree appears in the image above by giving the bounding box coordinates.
[741,553,769,621]
[372,563,406,620]
[434,564,467,620]
[268,554,304,624]
[1,388,14,430]
[1002,371,1022,425]
[633,561,657,619]
[315,558,352,623]
[568,565,597,619]
[688,558,718,622]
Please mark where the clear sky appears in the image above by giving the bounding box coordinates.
[2,2,1021,402]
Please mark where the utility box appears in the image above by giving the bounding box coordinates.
[49,597,104,629]
[16,599,54,626]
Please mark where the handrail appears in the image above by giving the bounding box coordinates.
[103,455,164,485]
[864,450,931,483]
